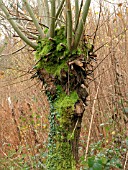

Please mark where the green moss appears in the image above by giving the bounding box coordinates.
[46,86,79,169]
[35,26,88,80]
[35,27,70,77]
[56,43,64,52]
[54,91,78,114]
[54,26,66,41]
[54,62,68,77]
[54,91,79,126]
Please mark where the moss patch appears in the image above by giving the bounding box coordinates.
[35,26,87,78]
[35,27,69,77]
[54,90,79,127]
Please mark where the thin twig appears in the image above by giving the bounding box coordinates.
[0,78,31,88]
[56,0,65,20]
[0,148,22,168]
[70,119,79,139]
[0,72,31,83]
[92,1,102,46]
[17,81,40,93]
[0,45,27,57]
[94,28,128,53]
[90,33,125,75]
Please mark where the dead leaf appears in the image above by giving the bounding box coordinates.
[75,100,85,116]
[0,71,4,75]
[69,60,83,67]
[0,71,4,79]
[117,12,123,19]
[118,3,123,7]
[113,18,117,23]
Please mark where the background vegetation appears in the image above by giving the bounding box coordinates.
[0,0,128,169]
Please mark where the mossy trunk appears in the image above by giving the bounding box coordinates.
[32,27,95,169]
[46,88,86,170]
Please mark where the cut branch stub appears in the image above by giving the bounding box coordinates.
[75,100,85,116]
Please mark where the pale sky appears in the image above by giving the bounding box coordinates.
[91,0,127,12]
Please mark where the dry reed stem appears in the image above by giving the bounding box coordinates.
[84,76,101,161]
[123,151,128,170]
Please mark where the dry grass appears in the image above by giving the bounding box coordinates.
[0,43,49,169]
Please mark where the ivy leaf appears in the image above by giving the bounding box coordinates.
[88,157,95,167]
[93,162,103,170]
[101,157,108,165]
[44,28,49,34]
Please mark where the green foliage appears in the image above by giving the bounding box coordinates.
[46,87,79,170]
[54,90,79,127]
[35,26,87,77]
[0,107,48,170]
[44,28,49,34]
[81,154,122,170]
[80,139,124,170]
[35,27,69,77]
[47,140,76,170]
[0,145,47,170]
[56,43,64,52]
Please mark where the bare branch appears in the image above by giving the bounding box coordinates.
[56,0,65,20]
[23,0,44,38]
[0,45,27,57]
[66,0,72,50]
[73,0,91,49]
[49,0,56,37]
[75,0,79,29]
[0,0,37,49]
[74,0,83,32]
[44,0,50,26]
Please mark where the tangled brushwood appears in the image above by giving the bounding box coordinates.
[31,27,96,169]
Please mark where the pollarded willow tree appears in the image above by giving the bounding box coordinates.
[0,0,95,169]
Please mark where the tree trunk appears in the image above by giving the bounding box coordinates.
[45,90,86,170]
[33,27,94,169]
[36,67,88,169]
